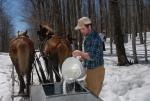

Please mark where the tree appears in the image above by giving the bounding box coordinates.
[143,5,148,62]
[136,0,144,44]
[109,0,130,66]
[0,0,13,52]
[131,0,138,63]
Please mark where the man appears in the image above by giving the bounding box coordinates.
[99,31,106,51]
[72,17,105,97]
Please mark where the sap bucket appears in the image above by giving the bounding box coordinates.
[62,57,85,82]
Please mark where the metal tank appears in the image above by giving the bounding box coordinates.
[30,81,103,101]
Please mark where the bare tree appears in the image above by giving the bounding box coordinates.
[131,0,138,63]
[109,0,130,65]
[143,5,148,62]
[136,0,144,44]
[0,0,13,52]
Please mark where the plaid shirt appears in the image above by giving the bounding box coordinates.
[82,31,104,69]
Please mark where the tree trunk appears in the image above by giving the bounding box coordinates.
[100,0,104,32]
[110,31,113,55]
[131,22,138,63]
[136,0,144,44]
[144,31,148,62]
[143,6,148,62]
[131,0,138,63]
[109,0,130,66]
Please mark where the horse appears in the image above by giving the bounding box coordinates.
[37,24,72,83]
[9,31,35,95]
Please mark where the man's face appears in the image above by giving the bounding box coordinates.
[79,25,91,36]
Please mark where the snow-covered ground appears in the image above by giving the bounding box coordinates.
[0,32,150,101]
[100,32,150,101]
[0,53,13,101]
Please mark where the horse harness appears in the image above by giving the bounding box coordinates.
[39,35,67,57]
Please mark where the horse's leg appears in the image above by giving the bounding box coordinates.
[26,72,31,96]
[26,59,33,96]
[57,44,71,81]
[14,62,25,95]
[18,75,26,94]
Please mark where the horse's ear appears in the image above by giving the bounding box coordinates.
[25,30,28,35]
[17,31,20,36]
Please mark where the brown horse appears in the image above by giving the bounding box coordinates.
[9,31,35,95]
[37,24,72,83]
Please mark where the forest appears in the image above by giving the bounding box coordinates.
[0,0,150,65]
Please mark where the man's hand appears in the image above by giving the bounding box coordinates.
[72,50,82,57]
[72,50,91,60]
[82,52,91,60]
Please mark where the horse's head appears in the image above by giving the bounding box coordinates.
[37,24,54,41]
[17,30,29,38]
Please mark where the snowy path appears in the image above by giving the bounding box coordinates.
[0,53,13,101]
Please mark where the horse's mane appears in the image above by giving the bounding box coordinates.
[17,31,29,38]
[40,22,54,33]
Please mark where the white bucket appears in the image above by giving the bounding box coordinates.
[62,57,85,82]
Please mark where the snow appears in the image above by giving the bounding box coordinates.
[0,53,12,101]
[100,32,150,101]
[100,63,150,101]
[0,32,150,101]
